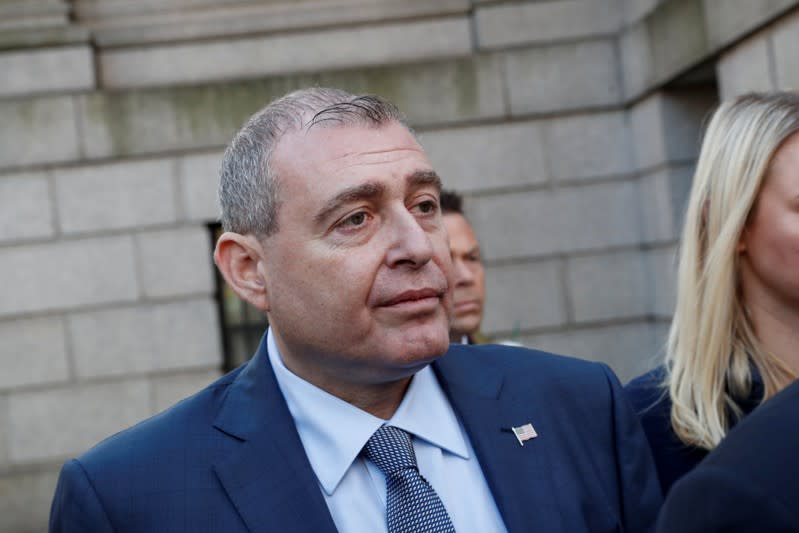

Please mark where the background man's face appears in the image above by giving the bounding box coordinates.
[443,212,485,338]
[261,121,453,388]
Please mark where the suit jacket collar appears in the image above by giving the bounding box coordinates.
[212,340,555,533]
[212,335,338,533]
[433,344,563,533]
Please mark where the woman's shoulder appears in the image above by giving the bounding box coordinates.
[625,366,671,415]
[625,365,708,494]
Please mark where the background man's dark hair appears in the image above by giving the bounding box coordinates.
[440,190,464,215]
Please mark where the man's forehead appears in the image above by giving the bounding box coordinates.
[274,121,433,185]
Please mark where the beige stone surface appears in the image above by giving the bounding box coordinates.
[0,468,60,533]
[482,260,567,334]
[630,89,715,171]
[0,96,79,169]
[178,151,223,222]
[0,237,139,317]
[717,30,776,100]
[0,171,54,243]
[99,17,472,89]
[135,226,215,298]
[567,249,650,323]
[0,45,93,98]
[636,165,693,244]
[151,368,222,414]
[68,299,221,378]
[421,121,548,193]
[89,0,470,47]
[520,321,662,382]
[559,181,642,252]
[54,159,178,234]
[504,39,621,114]
[8,378,150,463]
[0,317,70,390]
[622,0,666,25]
[79,56,505,160]
[619,22,654,100]
[646,0,709,84]
[476,0,621,49]
[0,395,7,466]
[703,0,799,49]
[0,0,70,30]
[469,181,640,261]
[773,8,799,90]
[646,244,678,318]
[543,110,633,182]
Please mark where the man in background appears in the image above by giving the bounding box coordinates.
[440,190,488,344]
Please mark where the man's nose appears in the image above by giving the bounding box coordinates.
[385,210,435,268]
[452,258,475,285]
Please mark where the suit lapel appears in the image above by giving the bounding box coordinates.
[433,346,564,533]
[212,337,338,533]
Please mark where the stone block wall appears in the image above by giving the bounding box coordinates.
[1,0,798,529]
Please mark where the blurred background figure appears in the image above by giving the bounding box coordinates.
[626,92,799,496]
[657,378,799,533]
[440,190,488,344]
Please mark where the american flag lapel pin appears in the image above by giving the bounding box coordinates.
[511,423,538,446]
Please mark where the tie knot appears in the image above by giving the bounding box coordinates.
[363,425,417,476]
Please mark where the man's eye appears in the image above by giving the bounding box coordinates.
[341,212,367,227]
[417,200,437,214]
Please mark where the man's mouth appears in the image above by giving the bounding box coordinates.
[453,299,481,313]
[380,288,444,307]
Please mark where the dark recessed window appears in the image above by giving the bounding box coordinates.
[210,224,269,371]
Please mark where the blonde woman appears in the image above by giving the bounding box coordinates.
[625,91,799,495]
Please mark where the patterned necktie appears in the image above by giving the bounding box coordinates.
[363,425,456,533]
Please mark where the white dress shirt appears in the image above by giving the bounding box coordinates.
[266,328,507,533]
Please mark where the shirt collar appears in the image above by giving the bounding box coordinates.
[266,327,469,496]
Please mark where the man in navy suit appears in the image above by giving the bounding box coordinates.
[657,378,799,532]
[50,88,661,532]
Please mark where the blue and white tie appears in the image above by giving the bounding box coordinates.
[363,425,456,533]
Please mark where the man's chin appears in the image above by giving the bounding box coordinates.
[390,325,449,360]
[451,318,481,338]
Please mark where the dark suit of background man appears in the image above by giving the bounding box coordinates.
[50,87,661,532]
[657,377,799,532]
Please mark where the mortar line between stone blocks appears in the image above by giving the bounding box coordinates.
[467,0,479,55]
[558,255,576,325]
[766,33,779,90]
[0,392,8,467]
[171,158,185,222]
[494,315,657,341]
[60,313,79,382]
[72,94,87,160]
[131,233,148,302]
[538,121,556,190]
[45,169,62,238]
[0,292,214,325]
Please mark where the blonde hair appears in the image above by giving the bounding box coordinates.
[667,92,799,450]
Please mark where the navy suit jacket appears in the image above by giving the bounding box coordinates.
[50,341,661,532]
[657,378,799,532]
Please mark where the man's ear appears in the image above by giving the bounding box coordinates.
[214,232,270,312]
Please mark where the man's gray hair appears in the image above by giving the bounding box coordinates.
[218,87,410,237]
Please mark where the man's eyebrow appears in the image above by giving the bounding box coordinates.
[314,182,386,224]
[407,170,442,191]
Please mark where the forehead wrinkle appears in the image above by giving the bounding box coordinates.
[328,147,426,166]
[313,181,386,225]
